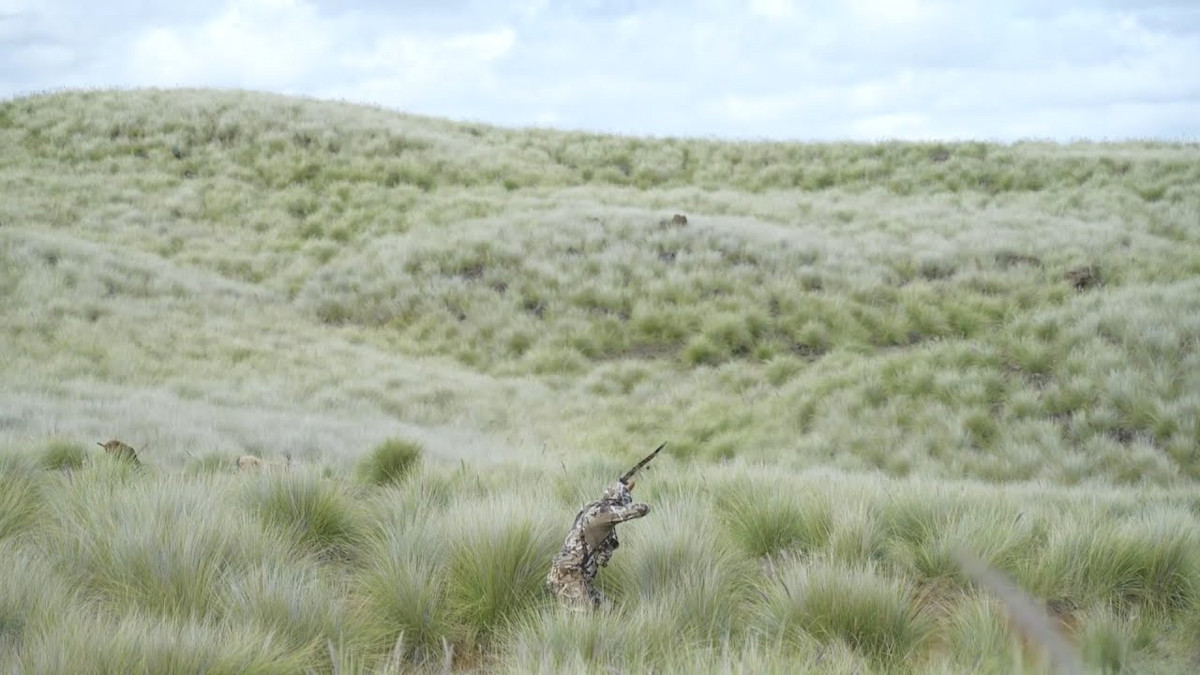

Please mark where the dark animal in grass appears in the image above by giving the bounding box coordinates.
[97,439,141,465]
[547,444,663,609]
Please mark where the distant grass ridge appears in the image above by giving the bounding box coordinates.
[2,88,1197,482]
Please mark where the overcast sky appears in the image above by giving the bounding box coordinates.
[2,0,1198,141]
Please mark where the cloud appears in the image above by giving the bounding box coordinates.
[126,0,340,89]
[1,0,1197,140]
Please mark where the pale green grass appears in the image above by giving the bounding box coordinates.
[3,457,1198,671]
[2,88,1200,672]
[357,437,423,486]
[3,88,1198,480]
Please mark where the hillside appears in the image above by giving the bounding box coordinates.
[1,89,1200,673]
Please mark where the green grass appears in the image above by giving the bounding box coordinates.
[1,87,1199,672]
[759,558,933,665]
[357,437,423,486]
[242,471,366,562]
[39,439,88,471]
[0,453,44,541]
[1,455,1200,671]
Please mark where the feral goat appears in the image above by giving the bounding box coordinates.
[97,439,141,465]
[236,453,291,472]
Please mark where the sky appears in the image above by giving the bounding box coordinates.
[1,0,1198,141]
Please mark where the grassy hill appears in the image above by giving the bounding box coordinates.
[1,88,1199,673]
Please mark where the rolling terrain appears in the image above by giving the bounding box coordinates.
[1,89,1199,673]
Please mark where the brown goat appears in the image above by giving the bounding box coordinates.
[236,454,291,472]
[97,439,141,465]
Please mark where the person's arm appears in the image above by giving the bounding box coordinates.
[591,502,650,525]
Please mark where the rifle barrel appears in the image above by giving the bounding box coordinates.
[620,443,666,483]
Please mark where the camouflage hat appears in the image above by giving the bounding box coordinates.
[601,481,633,504]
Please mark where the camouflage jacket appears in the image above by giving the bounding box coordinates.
[547,480,650,608]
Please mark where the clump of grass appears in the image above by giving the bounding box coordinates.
[944,595,1020,672]
[445,515,557,649]
[717,480,833,559]
[0,453,44,541]
[40,439,87,471]
[184,451,236,475]
[357,437,423,487]
[893,500,1045,590]
[0,549,71,655]
[499,605,683,673]
[827,501,889,565]
[11,611,314,674]
[1080,606,1135,674]
[877,491,963,583]
[1037,506,1200,614]
[221,558,360,656]
[242,471,365,561]
[47,477,283,620]
[609,501,756,641]
[354,529,454,665]
[760,557,932,665]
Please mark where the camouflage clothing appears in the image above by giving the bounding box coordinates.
[547,480,650,609]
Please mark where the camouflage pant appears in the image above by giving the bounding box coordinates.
[546,559,606,610]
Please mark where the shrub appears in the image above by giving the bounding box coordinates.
[357,438,423,487]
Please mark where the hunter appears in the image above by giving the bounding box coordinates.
[546,444,663,609]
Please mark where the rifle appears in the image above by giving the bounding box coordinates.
[619,443,666,485]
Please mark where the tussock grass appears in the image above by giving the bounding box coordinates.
[0,455,1198,670]
[357,437,423,487]
[499,604,701,674]
[0,549,71,656]
[220,557,361,657]
[1079,605,1138,674]
[11,611,313,674]
[242,470,366,562]
[443,499,561,649]
[608,500,758,641]
[184,450,237,475]
[1036,506,1200,614]
[759,557,933,666]
[39,439,88,471]
[46,475,285,620]
[355,538,453,665]
[944,595,1023,672]
[0,453,46,541]
[717,479,834,559]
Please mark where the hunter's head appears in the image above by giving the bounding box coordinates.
[603,480,634,504]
